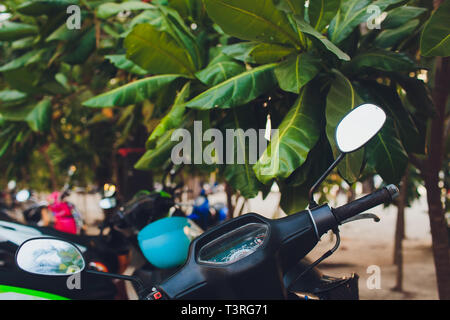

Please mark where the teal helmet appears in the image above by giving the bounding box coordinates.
[137,217,191,269]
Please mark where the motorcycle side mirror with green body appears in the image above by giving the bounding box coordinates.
[308,103,386,207]
[16,238,146,293]
[16,238,85,276]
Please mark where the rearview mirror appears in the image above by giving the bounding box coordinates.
[308,103,386,208]
[335,104,386,153]
[16,189,30,202]
[16,238,85,276]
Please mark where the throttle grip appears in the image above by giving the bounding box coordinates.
[332,184,399,223]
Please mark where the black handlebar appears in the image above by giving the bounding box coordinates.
[332,184,399,223]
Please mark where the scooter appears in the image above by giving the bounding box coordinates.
[15,166,83,234]
[13,103,398,300]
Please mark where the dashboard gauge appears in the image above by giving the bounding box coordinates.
[198,223,268,265]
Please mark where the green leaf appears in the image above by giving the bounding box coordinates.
[349,50,417,73]
[254,84,322,184]
[146,82,191,149]
[26,98,52,132]
[221,42,295,64]
[223,108,264,199]
[135,129,179,170]
[96,1,155,19]
[367,118,408,184]
[359,81,424,154]
[105,54,148,75]
[195,60,245,87]
[328,0,404,44]
[203,0,301,47]
[0,49,48,72]
[0,90,28,104]
[325,70,364,184]
[82,74,181,107]
[293,16,350,61]
[273,0,306,15]
[0,22,38,41]
[308,0,340,32]
[17,0,79,16]
[381,6,427,29]
[124,23,197,77]
[420,0,450,57]
[62,27,96,65]
[279,181,309,214]
[274,53,321,93]
[186,63,277,109]
[374,19,420,49]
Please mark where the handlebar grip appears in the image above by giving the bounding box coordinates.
[332,184,399,223]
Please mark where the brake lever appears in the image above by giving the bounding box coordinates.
[341,213,380,224]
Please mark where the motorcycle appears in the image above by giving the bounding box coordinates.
[13,103,398,300]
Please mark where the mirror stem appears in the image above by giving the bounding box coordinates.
[86,269,147,297]
[308,153,345,208]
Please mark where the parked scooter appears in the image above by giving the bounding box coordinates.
[13,104,399,300]
[15,166,83,234]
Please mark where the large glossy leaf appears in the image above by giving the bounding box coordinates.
[156,5,203,70]
[274,53,321,93]
[83,75,181,107]
[374,19,420,49]
[0,22,38,41]
[135,129,179,170]
[367,118,408,184]
[96,1,155,19]
[124,23,197,77]
[382,6,427,29]
[254,84,322,184]
[279,181,309,214]
[273,0,305,15]
[186,63,277,109]
[105,55,148,76]
[26,98,52,132]
[325,70,364,184]
[359,81,423,154]
[328,0,404,44]
[203,0,301,47]
[17,0,79,16]
[221,42,295,64]
[293,16,350,61]
[349,50,417,73]
[308,0,340,32]
[420,0,450,57]
[223,108,264,199]
[195,59,245,87]
[146,82,191,149]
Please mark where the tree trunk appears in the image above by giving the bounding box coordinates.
[393,167,409,292]
[225,182,235,218]
[424,54,450,300]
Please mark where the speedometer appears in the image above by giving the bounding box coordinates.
[198,223,268,265]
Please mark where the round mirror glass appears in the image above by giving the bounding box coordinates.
[335,104,386,153]
[16,238,85,276]
[16,189,30,202]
